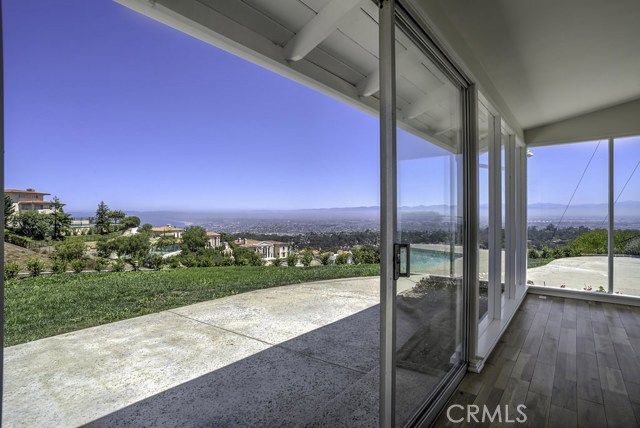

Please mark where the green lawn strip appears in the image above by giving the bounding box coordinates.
[4,264,379,347]
[527,257,555,268]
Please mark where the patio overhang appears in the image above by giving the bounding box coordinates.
[115,0,462,154]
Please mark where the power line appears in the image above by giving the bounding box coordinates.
[550,140,602,242]
[600,159,640,227]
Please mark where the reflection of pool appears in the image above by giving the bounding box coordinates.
[408,248,462,272]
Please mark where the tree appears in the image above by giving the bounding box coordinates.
[109,234,150,259]
[155,237,175,250]
[95,201,111,234]
[109,210,126,224]
[140,223,153,233]
[17,211,52,240]
[181,226,209,252]
[121,216,141,229]
[233,246,263,266]
[50,196,72,240]
[4,194,15,228]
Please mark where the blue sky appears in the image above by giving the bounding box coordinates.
[4,1,638,213]
[528,138,640,205]
[3,0,380,211]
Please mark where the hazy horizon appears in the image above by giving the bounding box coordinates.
[65,199,640,214]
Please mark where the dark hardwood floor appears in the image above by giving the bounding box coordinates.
[433,294,640,427]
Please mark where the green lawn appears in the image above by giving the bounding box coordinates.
[527,257,555,268]
[4,264,380,347]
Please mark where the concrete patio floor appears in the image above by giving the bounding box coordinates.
[527,256,640,295]
[3,277,382,428]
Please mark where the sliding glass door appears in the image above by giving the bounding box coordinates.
[379,2,473,426]
[389,4,467,426]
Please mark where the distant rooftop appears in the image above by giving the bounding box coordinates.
[18,200,61,205]
[5,188,50,195]
[238,238,287,247]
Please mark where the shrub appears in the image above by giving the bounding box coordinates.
[70,259,85,273]
[112,258,126,272]
[335,253,350,265]
[168,257,181,269]
[272,257,282,267]
[148,255,165,270]
[528,248,540,259]
[54,238,86,262]
[624,237,640,256]
[4,262,21,280]
[351,246,380,264]
[96,237,113,258]
[286,254,298,267]
[540,246,552,259]
[26,258,45,277]
[416,276,457,290]
[5,231,32,248]
[301,251,313,267]
[51,258,67,274]
[320,252,332,265]
[180,254,197,268]
[95,258,109,272]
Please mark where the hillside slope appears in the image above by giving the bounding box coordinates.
[3,242,52,271]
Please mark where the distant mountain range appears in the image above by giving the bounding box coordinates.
[69,201,640,231]
[528,201,640,219]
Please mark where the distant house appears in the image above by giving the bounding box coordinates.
[235,238,290,260]
[206,231,223,249]
[5,188,58,215]
[150,225,185,239]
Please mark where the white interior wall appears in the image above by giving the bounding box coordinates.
[525,97,640,146]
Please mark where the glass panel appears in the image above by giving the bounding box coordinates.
[394,24,463,426]
[478,102,490,320]
[527,140,608,291]
[613,136,640,296]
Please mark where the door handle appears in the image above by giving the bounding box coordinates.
[393,243,410,280]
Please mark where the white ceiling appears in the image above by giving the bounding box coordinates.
[420,0,640,129]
